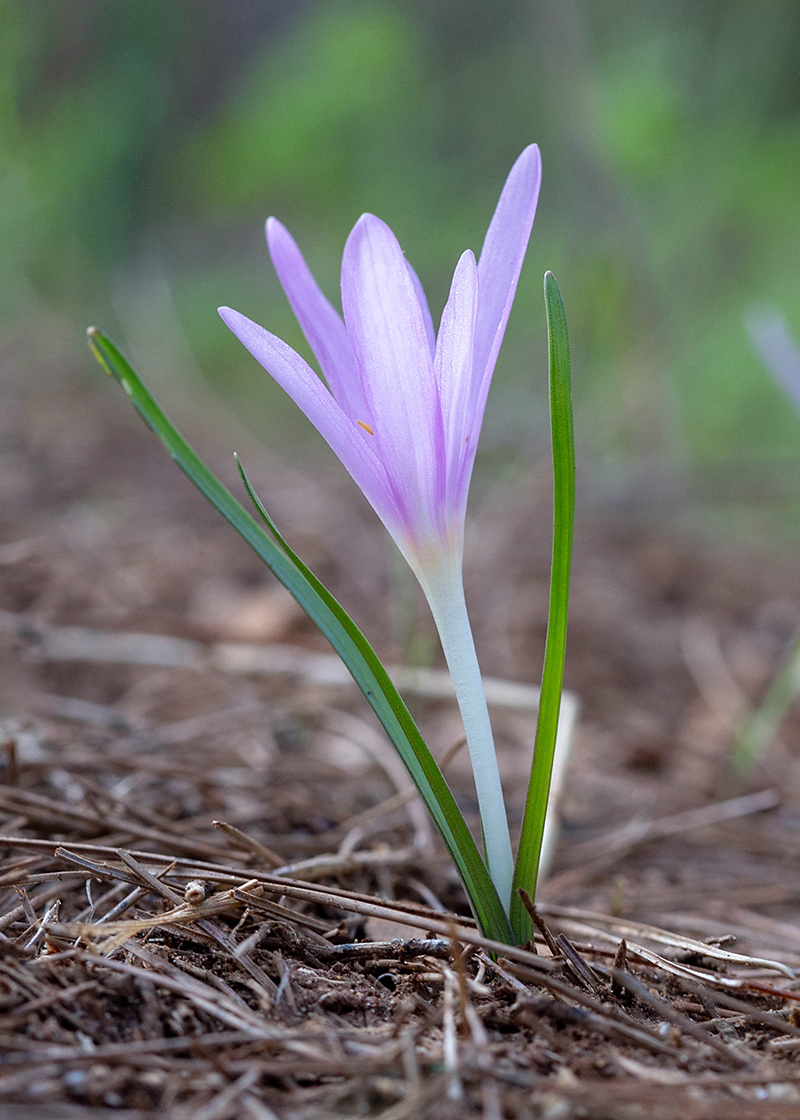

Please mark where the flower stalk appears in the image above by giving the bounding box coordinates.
[418,560,514,910]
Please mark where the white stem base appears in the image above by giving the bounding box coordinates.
[419,562,514,912]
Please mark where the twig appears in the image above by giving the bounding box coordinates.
[490,957,687,1060]
[538,901,794,977]
[606,966,751,1065]
[517,889,560,957]
[0,982,97,1030]
[212,821,285,868]
[190,1067,262,1120]
[0,788,236,862]
[1,611,577,712]
[679,979,800,1039]
[559,788,779,867]
[442,969,462,1101]
[554,933,603,993]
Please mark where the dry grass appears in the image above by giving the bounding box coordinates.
[2,773,800,1118]
[3,373,800,1116]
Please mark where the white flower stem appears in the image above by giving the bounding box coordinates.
[420,563,514,912]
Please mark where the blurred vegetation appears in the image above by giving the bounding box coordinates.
[4,0,800,532]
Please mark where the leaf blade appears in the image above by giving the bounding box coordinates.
[510,273,575,942]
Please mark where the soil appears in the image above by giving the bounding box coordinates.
[2,363,800,1118]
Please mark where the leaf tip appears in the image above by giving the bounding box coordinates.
[543,271,561,298]
[86,327,113,378]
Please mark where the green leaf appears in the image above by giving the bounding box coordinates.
[87,327,513,944]
[730,626,800,778]
[510,273,576,943]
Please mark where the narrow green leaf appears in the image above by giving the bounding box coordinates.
[87,327,513,944]
[510,273,576,943]
[730,627,800,778]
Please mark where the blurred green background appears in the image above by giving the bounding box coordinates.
[3,0,800,536]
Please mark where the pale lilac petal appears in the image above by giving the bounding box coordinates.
[434,250,478,523]
[406,259,436,356]
[341,214,446,538]
[266,218,368,423]
[747,308,800,413]
[472,144,542,433]
[218,307,400,532]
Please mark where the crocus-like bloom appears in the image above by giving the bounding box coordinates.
[747,307,800,414]
[220,145,541,910]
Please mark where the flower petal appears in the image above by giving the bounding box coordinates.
[266,218,368,424]
[406,259,436,356]
[218,306,400,532]
[341,214,446,541]
[747,308,800,413]
[472,144,542,432]
[435,250,478,526]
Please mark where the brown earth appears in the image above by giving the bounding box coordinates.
[2,360,800,1118]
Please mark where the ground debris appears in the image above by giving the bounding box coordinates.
[3,375,800,1116]
[2,807,800,1118]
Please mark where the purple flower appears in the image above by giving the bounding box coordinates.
[219,144,541,581]
[747,307,800,414]
[219,146,542,908]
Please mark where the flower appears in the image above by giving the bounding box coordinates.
[218,144,541,583]
[747,307,800,414]
[219,145,541,910]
